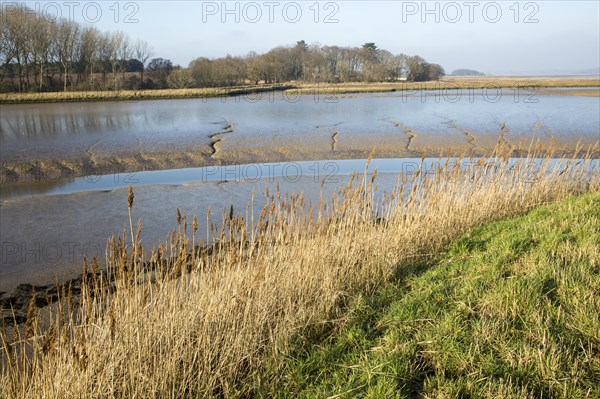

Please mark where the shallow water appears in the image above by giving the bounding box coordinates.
[0,158,422,199]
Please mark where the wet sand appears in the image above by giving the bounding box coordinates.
[2,135,592,186]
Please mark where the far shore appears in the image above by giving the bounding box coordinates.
[0,84,296,104]
[1,76,598,104]
[290,76,600,95]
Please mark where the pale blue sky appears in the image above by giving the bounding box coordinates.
[22,1,600,74]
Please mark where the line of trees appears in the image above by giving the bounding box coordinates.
[1,6,445,93]
[0,6,154,92]
[188,41,445,88]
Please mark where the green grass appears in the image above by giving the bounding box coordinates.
[257,192,600,398]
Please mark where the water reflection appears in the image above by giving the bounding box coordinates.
[2,92,599,143]
[0,104,133,139]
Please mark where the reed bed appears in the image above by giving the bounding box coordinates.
[2,77,597,104]
[0,85,295,104]
[1,143,598,398]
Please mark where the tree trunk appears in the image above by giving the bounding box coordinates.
[23,58,30,92]
[90,64,94,89]
[16,59,22,92]
[63,64,68,91]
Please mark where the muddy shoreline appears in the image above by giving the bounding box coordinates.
[2,141,596,186]
[0,85,297,105]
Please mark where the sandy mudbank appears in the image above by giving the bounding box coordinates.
[2,132,592,185]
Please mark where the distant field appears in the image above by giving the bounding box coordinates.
[1,77,598,104]
[290,76,600,95]
[538,87,600,97]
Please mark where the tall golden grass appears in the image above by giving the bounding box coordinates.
[0,85,294,104]
[1,142,599,398]
[2,77,597,104]
[290,77,600,95]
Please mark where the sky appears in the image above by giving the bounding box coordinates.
[18,0,600,74]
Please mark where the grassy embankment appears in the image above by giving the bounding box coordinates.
[1,144,598,398]
[1,77,598,104]
[258,191,600,398]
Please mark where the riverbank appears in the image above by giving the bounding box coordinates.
[0,84,295,104]
[1,77,598,104]
[1,151,597,398]
[288,76,600,96]
[259,191,600,398]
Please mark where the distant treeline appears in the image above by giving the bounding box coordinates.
[188,41,445,87]
[450,69,485,76]
[0,6,445,93]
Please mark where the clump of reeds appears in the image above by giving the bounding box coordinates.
[0,140,598,398]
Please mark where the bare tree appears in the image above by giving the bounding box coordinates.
[303,45,328,82]
[97,32,113,89]
[167,68,194,89]
[134,39,153,82]
[246,52,268,84]
[394,54,408,79]
[108,31,124,89]
[0,12,16,88]
[29,15,53,90]
[322,46,342,82]
[406,55,429,82]
[210,55,246,86]
[78,27,101,88]
[118,34,131,85]
[3,6,29,91]
[53,20,80,91]
[189,57,213,87]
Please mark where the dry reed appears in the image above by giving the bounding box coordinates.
[290,77,600,95]
[0,85,295,104]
